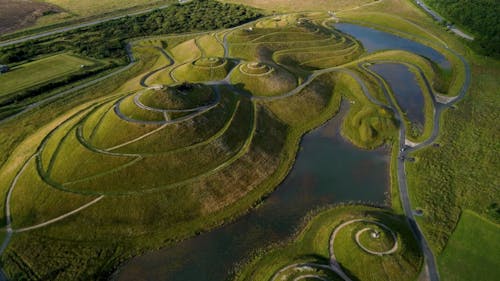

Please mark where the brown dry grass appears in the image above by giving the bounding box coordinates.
[221,0,373,12]
[0,0,61,34]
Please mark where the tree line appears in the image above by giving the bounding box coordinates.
[424,0,499,57]
[0,0,262,64]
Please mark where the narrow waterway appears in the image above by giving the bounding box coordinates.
[335,23,450,69]
[115,104,390,281]
[370,63,426,126]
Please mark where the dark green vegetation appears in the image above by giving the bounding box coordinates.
[234,206,422,281]
[438,210,500,281]
[423,0,500,57]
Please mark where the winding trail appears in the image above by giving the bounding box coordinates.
[14,196,104,233]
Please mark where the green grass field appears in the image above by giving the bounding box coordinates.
[0,1,491,279]
[438,210,500,281]
[0,53,96,97]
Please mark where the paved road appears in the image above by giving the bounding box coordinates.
[413,0,473,40]
[0,3,181,47]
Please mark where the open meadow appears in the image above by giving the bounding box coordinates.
[0,53,97,97]
[438,210,500,281]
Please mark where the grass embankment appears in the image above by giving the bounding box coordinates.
[230,62,298,97]
[438,210,500,281]
[234,205,422,281]
[338,71,398,149]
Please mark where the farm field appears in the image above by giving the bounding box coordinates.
[43,0,170,18]
[223,0,374,12]
[0,0,497,280]
[438,210,500,281]
[0,53,97,97]
[0,0,60,34]
[0,0,175,36]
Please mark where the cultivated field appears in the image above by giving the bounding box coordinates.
[0,0,60,34]
[43,0,170,17]
[223,0,373,12]
[0,53,96,97]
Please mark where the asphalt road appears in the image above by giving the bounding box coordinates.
[0,4,174,47]
[414,0,473,40]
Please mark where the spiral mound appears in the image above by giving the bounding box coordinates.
[239,62,274,76]
[193,57,227,68]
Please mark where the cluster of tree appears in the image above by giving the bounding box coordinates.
[0,0,262,64]
[424,0,499,57]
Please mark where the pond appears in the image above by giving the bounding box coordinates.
[335,23,450,69]
[370,63,426,126]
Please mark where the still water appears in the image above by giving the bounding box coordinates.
[335,23,450,69]
[370,63,426,126]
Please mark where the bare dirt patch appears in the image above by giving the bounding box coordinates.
[0,0,62,34]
